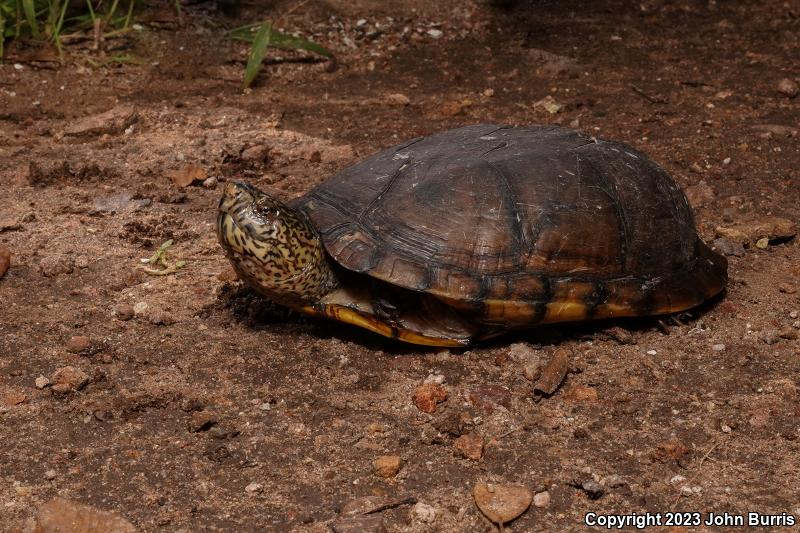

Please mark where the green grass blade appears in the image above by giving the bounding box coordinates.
[0,13,5,59]
[21,0,40,38]
[243,21,272,89]
[267,27,331,57]
[230,22,331,58]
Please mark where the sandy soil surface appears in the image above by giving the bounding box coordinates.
[1,0,799,531]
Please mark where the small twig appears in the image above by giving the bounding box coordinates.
[364,497,417,514]
[631,84,667,104]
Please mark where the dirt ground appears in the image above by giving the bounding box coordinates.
[1,0,799,531]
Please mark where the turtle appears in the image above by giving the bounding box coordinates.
[217,124,727,347]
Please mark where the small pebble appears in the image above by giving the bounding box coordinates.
[35,376,50,389]
[580,480,604,499]
[602,475,625,488]
[203,177,218,189]
[670,474,687,485]
[133,301,148,315]
[761,331,779,345]
[712,343,726,352]
[385,93,411,106]
[777,78,799,98]
[115,304,135,321]
[240,145,269,162]
[413,502,436,523]
[66,335,91,354]
[646,349,657,356]
[790,311,798,319]
[712,237,745,257]
[533,491,551,508]
[680,485,694,497]
[779,327,798,340]
[373,455,402,478]
[366,422,384,433]
[413,383,447,413]
[423,373,446,384]
[426,29,443,39]
[453,433,484,461]
[245,482,263,494]
[44,469,57,480]
[779,283,796,294]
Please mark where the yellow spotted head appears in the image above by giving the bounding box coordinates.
[217,181,338,307]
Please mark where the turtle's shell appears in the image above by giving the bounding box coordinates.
[291,124,726,326]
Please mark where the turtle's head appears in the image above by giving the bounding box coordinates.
[217,181,338,307]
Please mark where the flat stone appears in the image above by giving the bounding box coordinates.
[51,366,90,394]
[473,482,532,525]
[64,105,138,137]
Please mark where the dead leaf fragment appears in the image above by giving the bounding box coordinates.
[533,347,570,395]
[169,163,206,187]
[473,482,532,525]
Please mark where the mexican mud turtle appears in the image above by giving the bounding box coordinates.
[217,124,727,346]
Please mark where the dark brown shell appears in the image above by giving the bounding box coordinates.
[291,124,726,324]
